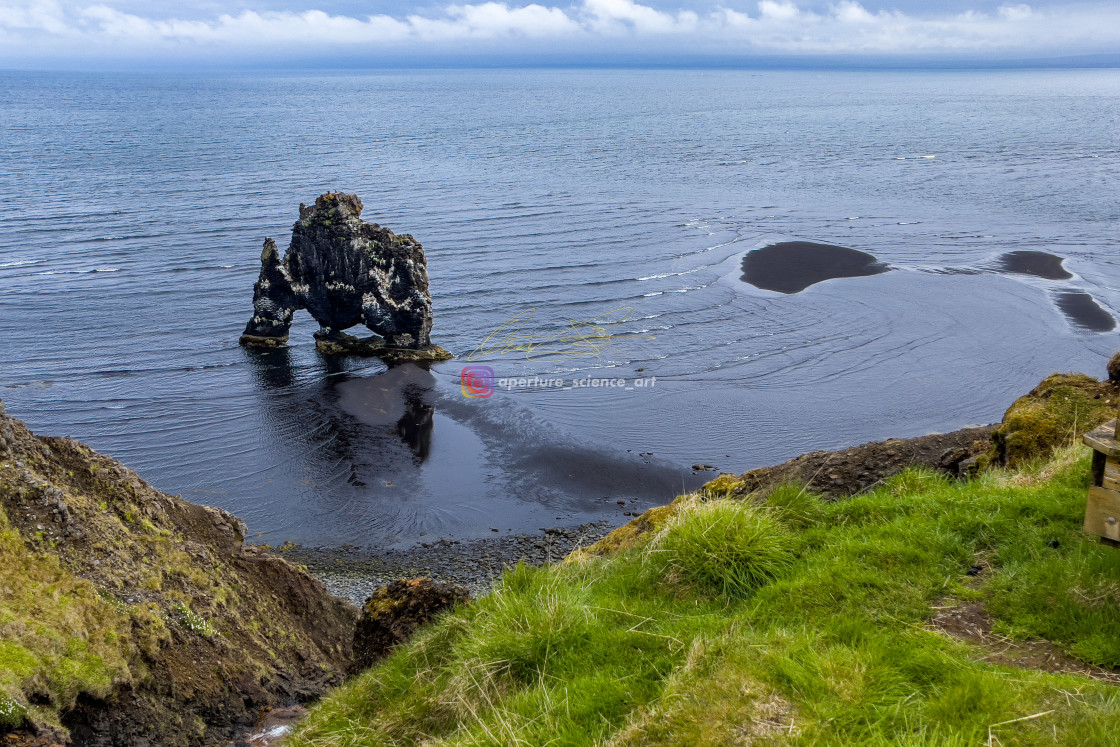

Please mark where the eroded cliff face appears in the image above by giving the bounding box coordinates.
[241,193,450,361]
[0,401,358,745]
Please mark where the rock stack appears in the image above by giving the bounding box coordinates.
[240,193,452,363]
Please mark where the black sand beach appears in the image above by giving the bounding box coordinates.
[741,241,890,293]
[1054,290,1117,332]
[281,521,613,603]
[997,250,1074,280]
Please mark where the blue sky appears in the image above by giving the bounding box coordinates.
[2,0,1118,68]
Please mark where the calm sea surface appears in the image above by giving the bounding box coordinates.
[1,69,1118,547]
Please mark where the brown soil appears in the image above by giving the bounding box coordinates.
[0,404,358,745]
[3,734,64,747]
[928,600,1120,683]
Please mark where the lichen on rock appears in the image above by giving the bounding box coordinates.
[990,372,1118,468]
[1108,350,1120,385]
[240,193,451,361]
[351,578,469,673]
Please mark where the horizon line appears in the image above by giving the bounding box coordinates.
[5,52,1120,75]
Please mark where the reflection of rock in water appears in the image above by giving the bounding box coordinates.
[996,250,1072,281]
[741,241,889,294]
[337,365,437,463]
[396,389,433,461]
[243,346,296,389]
[1053,290,1116,332]
[245,352,437,501]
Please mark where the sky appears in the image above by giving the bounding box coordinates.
[1,0,1119,69]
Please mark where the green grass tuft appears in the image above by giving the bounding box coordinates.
[650,498,795,598]
[762,482,828,529]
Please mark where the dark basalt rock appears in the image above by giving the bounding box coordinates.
[240,193,451,360]
[351,578,470,673]
[313,329,453,363]
[0,401,13,456]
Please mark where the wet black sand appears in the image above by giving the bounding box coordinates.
[1054,291,1117,332]
[997,250,1073,281]
[741,241,889,293]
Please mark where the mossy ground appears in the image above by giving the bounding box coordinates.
[292,446,1120,746]
[992,373,1118,468]
[0,503,132,732]
[0,410,355,743]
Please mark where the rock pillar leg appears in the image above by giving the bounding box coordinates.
[240,238,301,348]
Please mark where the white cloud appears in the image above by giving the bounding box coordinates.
[833,1,876,24]
[2,0,71,33]
[1,0,1119,61]
[757,1,800,22]
[407,3,579,40]
[581,0,699,34]
[998,4,1036,21]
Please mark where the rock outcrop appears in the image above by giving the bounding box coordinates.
[0,401,358,745]
[351,579,469,673]
[990,372,1119,468]
[240,193,452,363]
[578,424,1002,559]
[704,425,999,501]
[1109,351,1120,385]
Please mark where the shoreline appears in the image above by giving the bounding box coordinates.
[2,359,1115,744]
[283,423,1003,604]
[279,521,615,603]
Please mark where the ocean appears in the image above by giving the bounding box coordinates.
[1,68,1117,547]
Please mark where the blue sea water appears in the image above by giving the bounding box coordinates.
[1,68,1118,547]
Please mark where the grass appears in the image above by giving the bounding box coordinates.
[0,504,132,731]
[649,498,795,599]
[291,446,1120,746]
[0,409,355,741]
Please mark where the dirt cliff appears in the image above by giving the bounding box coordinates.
[0,401,358,745]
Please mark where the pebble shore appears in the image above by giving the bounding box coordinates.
[280,521,614,604]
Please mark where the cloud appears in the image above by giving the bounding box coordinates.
[406,3,580,41]
[580,0,699,35]
[1,0,1119,62]
[758,1,800,22]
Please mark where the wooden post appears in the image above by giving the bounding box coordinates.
[1083,416,1120,545]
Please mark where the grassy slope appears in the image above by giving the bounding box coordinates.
[0,404,356,742]
[0,503,132,732]
[292,446,1120,746]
